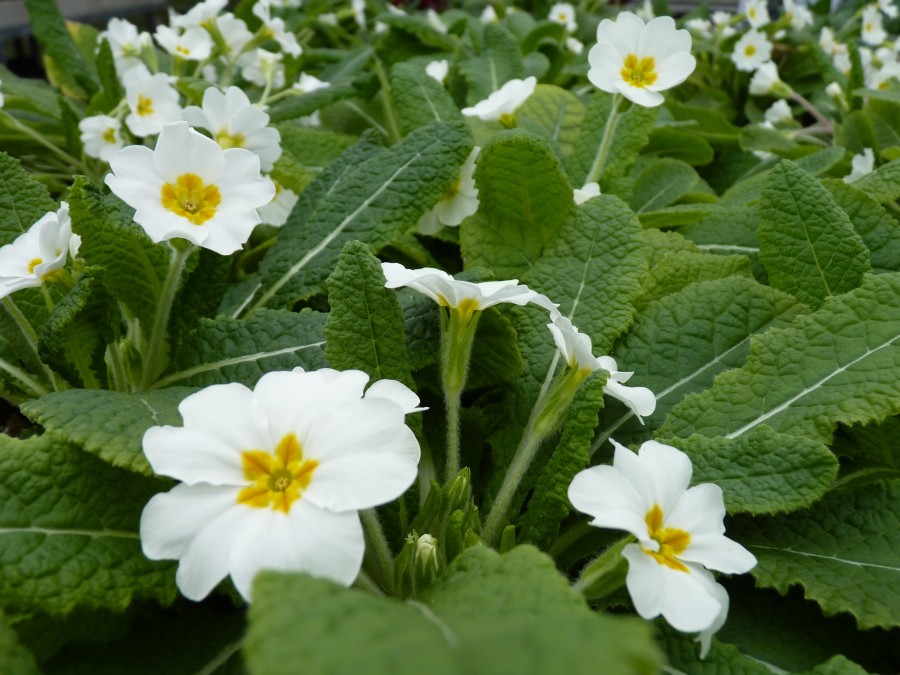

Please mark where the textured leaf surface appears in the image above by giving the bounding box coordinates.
[458,24,525,103]
[634,251,753,312]
[325,241,413,387]
[239,122,471,314]
[21,387,196,475]
[825,178,900,274]
[23,0,97,98]
[643,127,714,166]
[630,159,700,213]
[461,129,573,278]
[389,62,465,135]
[660,273,900,445]
[758,160,871,309]
[0,151,56,247]
[732,479,900,630]
[272,124,357,195]
[0,435,176,615]
[657,625,771,675]
[158,309,328,389]
[516,84,585,160]
[0,611,40,675]
[853,158,900,203]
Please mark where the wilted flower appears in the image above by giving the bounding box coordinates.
[731,30,772,72]
[417,147,480,235]
[587,13,696,108]
[79,114,124,161]
[105,121,274,254]
[140,368,422,601]
[461,77,537,124]
[568,440,756,644]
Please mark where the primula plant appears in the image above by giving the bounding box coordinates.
[0,0,899,671]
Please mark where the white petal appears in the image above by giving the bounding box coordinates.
[595,13,644,58]
[639,16,691,61]
[106,146,164,206]
[216,149,275,207]
[178,382,273,454]
[153,122,225,183]
[604,380,657,421]
[364,378,425,413]
[568,464,650,540]
[196,200,260,254]
[230,502,364,599]
[587,43,625,92]
[635,440,693,513]
[615,82,665,107]
[649,52,697,91]
[175,503,249,601]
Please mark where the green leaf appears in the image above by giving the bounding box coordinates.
[0,65,61,119]
[266,83,358,124]
[325,241,414,387]
[246,546,660,675]
[643,127,714,166]
[520,375,606,549]
[659,273,900,446]
[568,93,658,190]
[0,151,56,246]
[376,13,458,51]
[758,160,871,308]
[665,428,838,515]
[852,157,900,203]
[467,307,523,390]
[458,25,525,104]
[740,124,798,154]
[389,62,465,136]
[732,479,900,630]
[272,123,358,194]
[634,251,753,311]
[235,122,472,315]
[0,611,40,675]
[656,624,772,674]
[824,179,900,275]
[158,309,328,389]
[67,178,170,334]
[630,159,701,213]
[21,387,196,475]
[23,0,98,98]
[866,98,900,156]
[837,110,877,156]
[516,84,585,161]
[461,129,573,278]
[665,101,742,144]
[0,434,176,615]
[87,39,123,114]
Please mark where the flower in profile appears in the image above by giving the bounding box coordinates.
[748,61,792,97]
[547,316,656,421]
[862,5,887,46]
[216,13,254,57]
[417,147,480,235]
[240,48,285,89]
[79,114,124,161]
[123,65,182,137]
[425,59,449,84]
[731,29,772,72]
[154,25,213,61]
[252,1,303,57]
[743,0,770,28]
[568,440,756,642]
[0,203,78,299]
[105,121,275,254]
[140,368,422,601]
[461,77,537,125]
[566,36,585,54]
[102,17,151,74]
[293,72,331,93]
[844,148,875,184]
[382,261,559,319]
[548,2,577,32]
[587,13,696,108]
[763,99,793,124]
[183,86,282,171]
[258,179,298,227]
[480,5,498,23]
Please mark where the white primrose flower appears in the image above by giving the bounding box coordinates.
[79,114,125,161]
[252,1,303,57]
[748,61,791,96]
[548,2,577,33]
[351,0,366,29]
[217,14,254,57]
[258,179,299,227]
[461,76,537,123]
[170,0,228,30]
[427,9,448,34]
[0,203,78,299]
[417,147,480,235]
[844,148,876,183]
[123,65,182,137]
[819,27,847,57]
[240,49,285,89]
[154,25,213,61]
[568,440,757,639]
[862,5,887,46]
[587,13,696,108]
[764,99,793,124]
[685,19,713,39]
[743,0,770,28]
[548,316,656,421]
[783,0,813,30]
[183,86,282,172]
[566,37,585,54]
[293,72,331,93]
[869,61,900,89]
[381,262,560,318]
[573,182,601,204]
[711,11,732,28]
[879,0,899,18]
[480,5,499,23]
[140,368,422,601]
[635,0,654,22]
[425,59,449,84]
[102,18,151,74]
[105,121,275,255]
[731,30,773,72]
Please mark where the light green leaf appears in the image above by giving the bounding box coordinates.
[21,387,196,475]
[235,122,472,315]
[0,151,56,246]
[458,25,525,104]
[516,84,585,160]
[758,160,871,308]
[643,127,714,166]
[852,157,900,203]
[158,309,328,389]
[461,129,573,278]
[467,306,523,390]
[325,241,413,387]
[630,159,702,213]
[824,178,900,275]
[659,273,900,445]
[271,124,357,194]
[740,125,798,154]
[0,434,176,615]
[866,99,900,160]
[665,101,742,144]
[732,479,900,630]
[266,83,358,124]
[634,251,753,311]
[23,0,97,98]
[0,65,61,119]
[376,13,458,51]
[389,62,465,135]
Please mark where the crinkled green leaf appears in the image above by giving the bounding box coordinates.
[461,129,573,278]
[659,273,900,445]
[234,122,471,315]
[87,39,123,115]
[853,157,900,203]
[740,125,799,154]
[158,309,328,389]
[568,93,658,190]
[630,159,702,213]
[516,84,585,161]
[824,179,900,275]
[0,434,176,615]
[325,241,413,387]
[389,62,465,136]
[23,0,98,98]
[866,99,900,161]
[656,624,772,675]
[634,251,753,312]
[271,124,357,195]
[637,203,722,229]
[458,24,524,104]
[0,151,56,246]
[376,13,458,51]
[21,387,196,475]
[721,147,845,207]
[467,306,523,390]
[266,83,358,124]
[643,127,714,166]
[665,101,742,144]
[732,479,900,630]
[758,160,871,308]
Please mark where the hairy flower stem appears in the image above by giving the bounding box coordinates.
[584,93,627,186]
[440,307,480,481]
[572,536,632,601]
[361,509,395,594]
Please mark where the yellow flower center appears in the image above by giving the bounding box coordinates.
[160,173,222,225]
[748,7,756,18]
[621,54,658,88]
[745,44,757,57]
[865,21,872,32]
[102,127,117,144]
[28,258,43,274]
[137,95,154,117]
[215,128,247,149]
[642,503,691,572]
[176,45,191,56]
[237,433,319,513]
